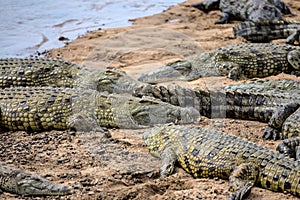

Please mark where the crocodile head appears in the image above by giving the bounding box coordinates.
[137,60,193,84]
[130,97,200,127]
[3,169,71,196]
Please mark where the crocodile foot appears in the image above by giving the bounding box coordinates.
[262,126,282,141]
[277,138,300,160]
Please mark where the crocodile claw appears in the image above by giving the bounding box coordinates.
[277,138,300,160]
[262,126,282,141]
[229,185,252,200]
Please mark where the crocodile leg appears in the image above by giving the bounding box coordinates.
[280,107,300,139]
[262,102,300,140]
[215,61,242,80]
[66,112,110,137]
[0,163,71,196]
[159,147,177,177]
[229,163,259,200]
[216,12,230,24]
[276,138,300,160]
[287,50,300,71]
[278,1,295,15]
[286,29,300,45]
[67,113,97,131]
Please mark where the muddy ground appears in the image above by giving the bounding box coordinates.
[2,0,300,199]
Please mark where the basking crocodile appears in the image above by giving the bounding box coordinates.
[191,0,294,24]
[0,58,144,93]
[233,21,300,45]
[138,43,300,82]
[0,87,198,132]
[0,162,71,196]
[144,124,300,199]
[134,79,300,140]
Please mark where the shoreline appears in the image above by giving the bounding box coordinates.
[1,0,184,58]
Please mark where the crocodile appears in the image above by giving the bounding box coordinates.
[143,123,300,199]
[137,43,300,82]
[233,20,300,45]
[0,162,71,196]
[190,0,294,24]
[0,87,198,132]
[134,79,300,140]
[0,58,144,93]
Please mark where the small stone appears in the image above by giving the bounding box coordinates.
[58,36,69,41]
[72,184,80,190]
[113,174,122,179]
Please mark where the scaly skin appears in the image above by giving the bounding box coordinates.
[134,79,300,141]
[0,87,199,132]
[191,0,293,24]
[233,21,300,45]
[224,79,300,93]
[226,80,300,141]
[0,162,71,196]
[0,58,78,88]
[0,58,198,190]
[138,43,300,82]
[138,52,219,83]
[0,58,144,93]
[144,124,300,199]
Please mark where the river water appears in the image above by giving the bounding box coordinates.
[0,0,183,58]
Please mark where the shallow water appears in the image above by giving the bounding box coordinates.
[0,0,183,58]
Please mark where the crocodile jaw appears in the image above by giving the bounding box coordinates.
[11,171,71,196]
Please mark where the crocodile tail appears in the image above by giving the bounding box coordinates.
[257,158,300,197]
